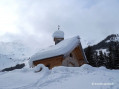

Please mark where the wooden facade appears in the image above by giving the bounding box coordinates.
[71,45,85,66]
[33,45,86,69]
[33,55,64,69]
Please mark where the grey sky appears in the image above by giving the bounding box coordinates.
[0,0,119,48]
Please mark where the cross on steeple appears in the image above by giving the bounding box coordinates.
[58,25,60,30]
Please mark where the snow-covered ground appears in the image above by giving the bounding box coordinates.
[0,64,119,89]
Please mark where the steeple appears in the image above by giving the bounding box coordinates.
[52,25,64,45]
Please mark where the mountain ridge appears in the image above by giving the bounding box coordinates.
[85,34,119,51]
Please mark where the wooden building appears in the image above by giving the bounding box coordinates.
[29,30,88,69]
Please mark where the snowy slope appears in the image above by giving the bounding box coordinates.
[0,41,36,70]
[0,64,119,89]
[0,54,18,70]
[0,41,33,58]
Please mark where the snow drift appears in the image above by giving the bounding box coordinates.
[0,64,119,89]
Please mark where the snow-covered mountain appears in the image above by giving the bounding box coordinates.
[93,34,119,50]
[0,41,31,57]
[0,41,36,70]
[106,34,119,43]
[85,34,119,52]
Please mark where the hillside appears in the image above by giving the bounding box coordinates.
[90,34,119,51]
[84,34,119,56]
[0,41,35,70]
[84,34,119,69]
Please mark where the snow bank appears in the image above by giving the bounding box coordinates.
[29,36,80,67]
[0,64,119,89]
[34,64,49,73]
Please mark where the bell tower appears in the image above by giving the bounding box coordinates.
[52,25,64,45]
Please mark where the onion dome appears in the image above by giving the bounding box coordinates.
[52,30,64,38]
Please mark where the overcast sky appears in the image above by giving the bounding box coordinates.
[0,0,119,48]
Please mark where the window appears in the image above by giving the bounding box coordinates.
[70,53,73,57]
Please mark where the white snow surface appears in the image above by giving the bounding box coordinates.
[34,64,49,72]
[29,36,80,67]
[52,30,64,38]
[96,49,108,55]
[0,64,119,89]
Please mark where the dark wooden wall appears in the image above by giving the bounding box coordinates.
[33,55,64,69]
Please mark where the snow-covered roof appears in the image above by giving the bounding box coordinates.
[29,36,81,67]
[52,30,64,38]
